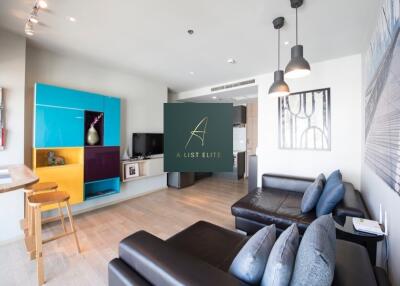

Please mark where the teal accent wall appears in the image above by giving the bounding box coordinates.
[36,83,104,111]
[35,105,84,147]
[104,96,121,146]
[34,83,121,148]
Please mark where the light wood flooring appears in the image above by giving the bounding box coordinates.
[0,177,247,286]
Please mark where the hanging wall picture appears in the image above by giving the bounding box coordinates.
[278,88,331,151]
[364,0,400,194]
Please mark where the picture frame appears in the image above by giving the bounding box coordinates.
[125,162,139,179]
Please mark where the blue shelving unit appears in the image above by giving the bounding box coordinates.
[84,177,120,200]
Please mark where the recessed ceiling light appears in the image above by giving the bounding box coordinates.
[38,0,47,9]
[68,17,77,22]
[227,58,237,64]
[187,29,194,35]
[212,96,217,100]
[189,71,195,75]
[284,41,290,46]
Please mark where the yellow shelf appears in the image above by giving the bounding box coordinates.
[33,147,84,210]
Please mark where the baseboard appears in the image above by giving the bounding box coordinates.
[0,234,25,246]
[70,187,165,216]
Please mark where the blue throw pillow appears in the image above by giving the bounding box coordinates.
[229,224,276,284]
[316,182,345,217]
[290,215,336,286]
[261,224,299,286]
[301,176,324,213]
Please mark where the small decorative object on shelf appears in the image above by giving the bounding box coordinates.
[125,162,139,179]
[0,88,5,150]
[122,147,130,160]
[47,151,65,166]
[87,113,103,145]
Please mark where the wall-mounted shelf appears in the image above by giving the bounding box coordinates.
[121,157,164,183]
[84,177,120,200]
[34,147,84,168]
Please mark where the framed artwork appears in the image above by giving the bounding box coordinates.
[125,162,139,179]
[364,0,400,194]
[278,88,331,151]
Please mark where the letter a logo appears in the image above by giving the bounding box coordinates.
[185,117,208,149]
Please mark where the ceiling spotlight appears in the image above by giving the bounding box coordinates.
[187,29,194,35]
[25,22,34,36]
[29,14,39,24]
[227,58,237,64]
[189,71,195,75]
[212,96,217,100]
[68,17,77,22]
[284,41,290,46]
[37,0,47,9]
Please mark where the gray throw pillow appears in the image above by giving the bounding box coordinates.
[290,215,336,286]
[317,173,326,185]
[229,224,276,284]
[301,177,324,213]
[261,224,299,286]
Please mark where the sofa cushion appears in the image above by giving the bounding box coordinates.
[261,224,299,286]
[229,224,276,284]
[231,188,316,233]
[290,215,336,286]
[301,176,324,213]
[166,221,247,271]
[316,183,346,217]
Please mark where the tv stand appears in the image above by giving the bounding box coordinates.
[121,157,164,182]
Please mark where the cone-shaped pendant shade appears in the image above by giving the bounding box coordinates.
[268,70,290,97]
[285,45,310,78]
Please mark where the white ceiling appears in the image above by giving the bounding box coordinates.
[185,86,258,104]
[0,0,380,92]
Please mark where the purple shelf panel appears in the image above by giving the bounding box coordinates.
[84,146,120,182]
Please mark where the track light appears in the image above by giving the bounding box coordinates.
[37,0,47,9]
[25,22,34,36]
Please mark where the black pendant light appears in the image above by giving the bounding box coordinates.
[285,0,311,78]
[269,17,290,97]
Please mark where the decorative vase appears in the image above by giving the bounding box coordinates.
[87,126,99,145]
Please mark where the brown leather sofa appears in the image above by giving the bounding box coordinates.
[231,174,369,235]
[108,221,390,286]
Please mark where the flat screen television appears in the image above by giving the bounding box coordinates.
[132,133,163,158]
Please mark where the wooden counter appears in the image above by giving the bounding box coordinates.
[0,165,39,193]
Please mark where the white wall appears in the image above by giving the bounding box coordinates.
[0,29,26,243]
[360,29,400,286]
[257,55,362,188]
[23,44,168,232]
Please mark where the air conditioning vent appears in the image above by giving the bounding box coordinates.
[210,79,255,92]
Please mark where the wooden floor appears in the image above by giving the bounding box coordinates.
[0,177,247,286]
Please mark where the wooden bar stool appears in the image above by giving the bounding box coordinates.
[28,191,81,286]
[22,182,67,236]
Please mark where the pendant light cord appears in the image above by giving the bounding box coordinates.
[278,28,280,70]
[296,8,299,46]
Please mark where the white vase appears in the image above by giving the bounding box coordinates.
[87,126,99,145]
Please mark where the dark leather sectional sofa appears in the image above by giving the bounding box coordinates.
[231,173,369,235]
[108,221,390,286]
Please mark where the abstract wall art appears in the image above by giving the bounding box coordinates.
[364,0,400,195]
[278,88,331,151]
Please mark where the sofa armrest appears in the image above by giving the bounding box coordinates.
[261,173,314,193]
[118,231,246,286]
[109,258,151,286]
[333,183,369,219]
